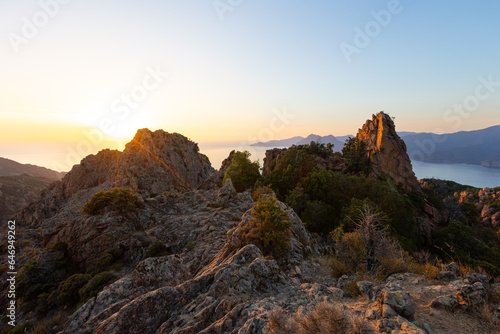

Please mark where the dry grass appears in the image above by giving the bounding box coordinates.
[266,302,373,334]
[411,262,440,279]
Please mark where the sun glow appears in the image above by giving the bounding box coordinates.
[76,107,156,139]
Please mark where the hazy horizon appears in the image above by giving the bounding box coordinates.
[1,1,500,171]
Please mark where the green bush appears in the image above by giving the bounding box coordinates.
[223,151,262,192]
[55,273,91,307]
[82,188,142,215]
[433,221,500,276]
[240,195,291,257]
[146,241,168,258]
[17,260,50,302]
[79,271,116,301]
[90,248,124,274]
[342,137,371,174]
[252,185,274,202]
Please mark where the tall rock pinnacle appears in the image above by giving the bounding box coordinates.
[356,112,420,192]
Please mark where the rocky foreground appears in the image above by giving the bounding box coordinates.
[1,113,499,333]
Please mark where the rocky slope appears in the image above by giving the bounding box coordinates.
[456,186,500,228]
[2,117,498,334]
[61,188,500,333]
[9,130,215,269]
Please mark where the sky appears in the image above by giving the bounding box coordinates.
[1,0,500,171]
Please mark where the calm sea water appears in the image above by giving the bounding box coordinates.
[5,144,500,189]
[411,160,500,188]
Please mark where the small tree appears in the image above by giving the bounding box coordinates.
[241,195,292,257]
[223,151,262,192]
[342,137,370,174]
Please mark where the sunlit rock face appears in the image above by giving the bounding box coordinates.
[356,112,420,192]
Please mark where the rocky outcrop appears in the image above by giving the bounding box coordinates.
[356,112,420,192]
[262,148,288,177]
[198,150,235,190]
[455,187,500,229]
[262,145,346,177]
[379,282,416,321]
[15,129,214,228]
[11,130,218,269]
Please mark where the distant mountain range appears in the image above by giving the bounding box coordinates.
[0,157,66,180]
[0,157,64,222]
[251,125,500,168]
[402,125,500,168]
[251,134,353,152]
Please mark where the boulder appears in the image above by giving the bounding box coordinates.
[456,282,487,309]
[429,295,459,310]
[436,271,456,282]
[379,283,415,321]
[217,177,237,204]
[443,262,461,277]
[357,280,374,300]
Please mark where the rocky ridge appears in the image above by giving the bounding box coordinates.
[1,117,498,334]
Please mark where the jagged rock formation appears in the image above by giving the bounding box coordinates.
[356,112,421,192]
[3,120,498,334]
[11,130,215,268]
[199,150,235,190]
[262,148,287,177]
[15,129,214,228]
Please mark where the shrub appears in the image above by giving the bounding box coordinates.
[327,257,351,278]
[240,195,291,257]
[223,151,262,192]
[433,221,500,276]
[147,241,168,258]
[342,137,370,174]
[265,158,418,249]
[90,248,124,274]
[82,188,142,215]
[252,185,274,201]
[17,260,51,302]
[330,205,414,279]
[55,273,91,307]
[79,271,116,301]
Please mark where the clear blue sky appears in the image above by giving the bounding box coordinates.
[1,0,500,170]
